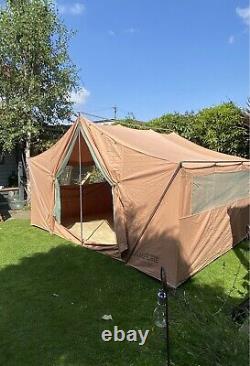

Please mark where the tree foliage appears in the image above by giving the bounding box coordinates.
[195,103,248,157]
[148,112,199,141]
[0,0,79,152]
[118,102,248,158]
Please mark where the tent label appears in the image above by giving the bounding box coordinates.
[135,250,159,263]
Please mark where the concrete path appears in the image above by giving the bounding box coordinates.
[0,207,31,221]
[9,209,31,220]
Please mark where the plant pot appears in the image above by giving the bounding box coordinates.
[8,199,25,210]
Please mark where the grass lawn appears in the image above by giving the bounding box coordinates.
[0,219,248,366]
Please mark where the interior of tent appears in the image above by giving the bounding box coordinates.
[57,132,117,246]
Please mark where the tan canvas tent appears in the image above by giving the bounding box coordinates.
[29,117,250,287]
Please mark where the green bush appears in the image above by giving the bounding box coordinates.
[118,102,249,158]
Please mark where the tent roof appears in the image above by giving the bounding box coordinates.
[83,119,246,165]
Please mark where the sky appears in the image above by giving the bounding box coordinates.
[60,0,249,121]
[3,0,250,121]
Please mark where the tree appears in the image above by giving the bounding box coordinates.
[196,102,248,158]
[148,112,199,141]
[0,0,79,198]
[245,97,250,117]
[146,102,248,158]
[242,98,250,132]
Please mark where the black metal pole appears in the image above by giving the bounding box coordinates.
[161,267,170,366]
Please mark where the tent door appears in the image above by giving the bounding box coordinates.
[55,126,117,246]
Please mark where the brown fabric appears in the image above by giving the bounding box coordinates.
[178,198,249,285]
[29,117,250,287]
[29,122,78,232]
[61,182,113,223]
[68,134,93,166]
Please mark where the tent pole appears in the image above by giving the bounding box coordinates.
[180,160,248,165]
[78,130,83,245]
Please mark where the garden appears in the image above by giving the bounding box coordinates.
[0,219,248,366]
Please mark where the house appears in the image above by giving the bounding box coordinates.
[0,151,18,187]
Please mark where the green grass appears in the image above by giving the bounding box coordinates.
[0,219,249,366]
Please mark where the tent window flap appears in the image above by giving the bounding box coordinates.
[191,170,250,214]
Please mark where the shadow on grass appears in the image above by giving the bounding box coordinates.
[0,238,248,366]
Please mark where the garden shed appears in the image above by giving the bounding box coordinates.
[29,117,250,287]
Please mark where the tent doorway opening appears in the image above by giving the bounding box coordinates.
[57,132,117,246]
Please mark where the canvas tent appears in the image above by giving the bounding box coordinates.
[29,117,250,287]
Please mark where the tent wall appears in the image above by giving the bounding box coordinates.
[60,182,113,223]
[29,122,78,231]
[126,170,182,287]
[29,162,54,231]
[126,161,249,287]
[68,134,93,166]
[176,164,249,285]
[177,198,249,285]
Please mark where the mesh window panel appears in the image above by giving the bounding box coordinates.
[59,165,105,185]
[192,170,250,214]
